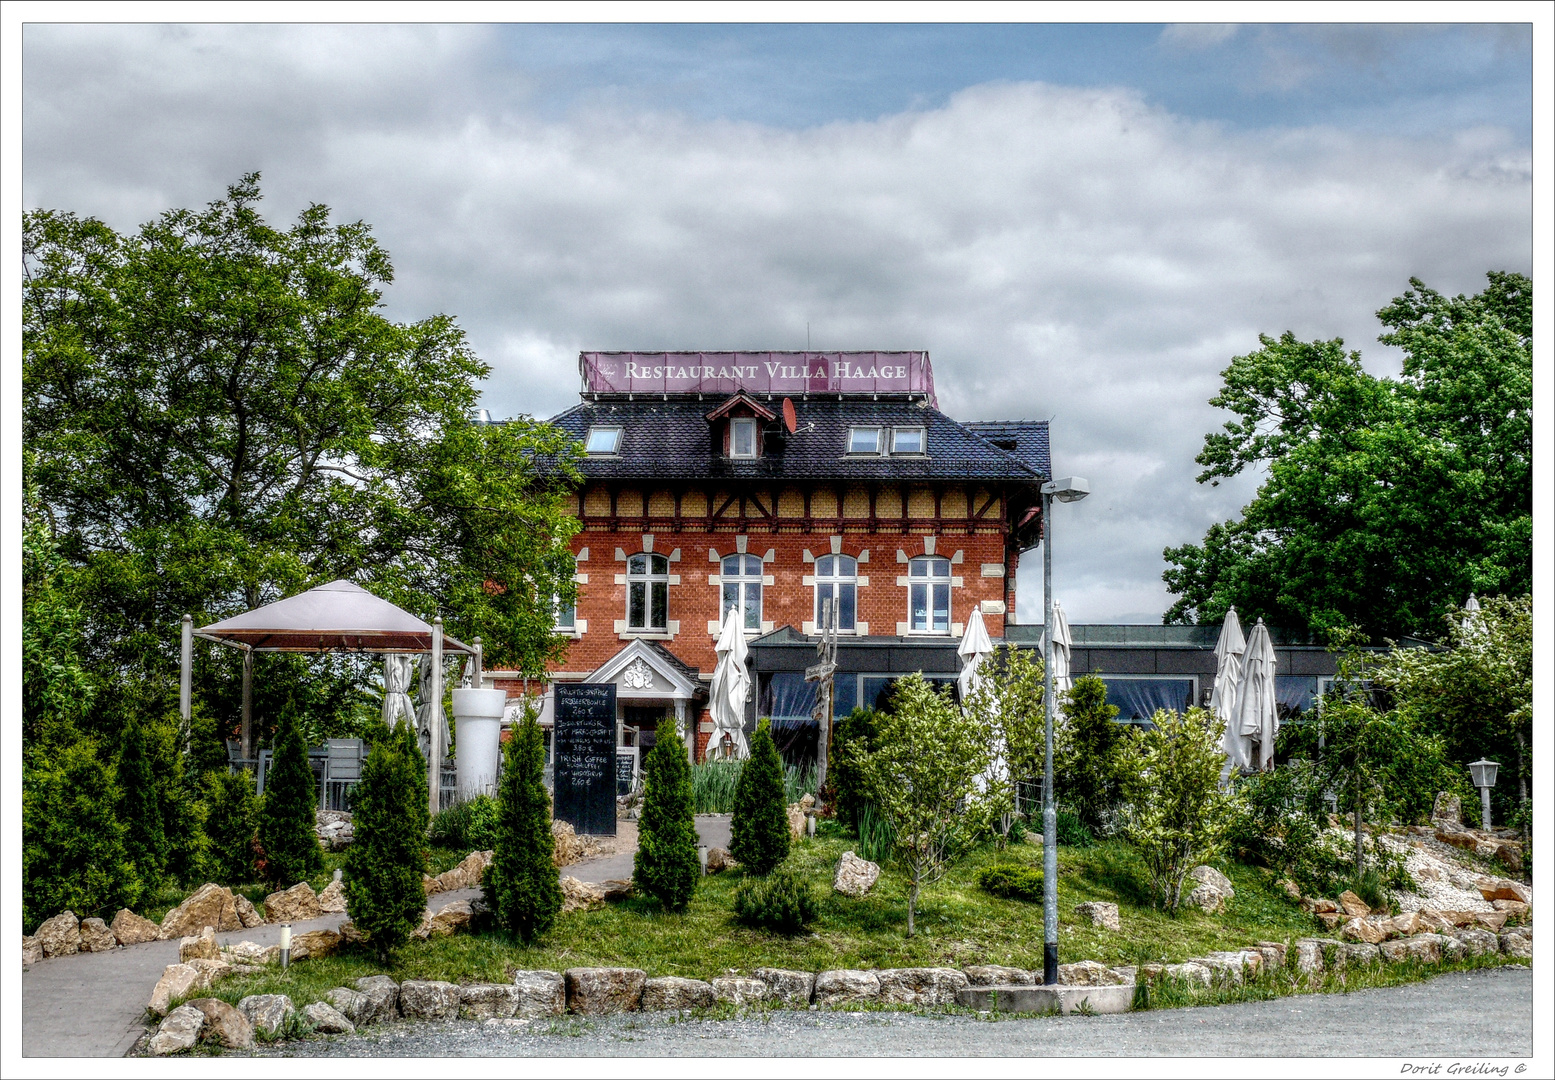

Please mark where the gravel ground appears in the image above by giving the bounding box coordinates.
[237,966,1532,1059]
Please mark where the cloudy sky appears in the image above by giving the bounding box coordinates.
[20,18,1535,624]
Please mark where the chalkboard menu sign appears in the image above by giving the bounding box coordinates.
[616,751,636,796]
[553,683,618,836]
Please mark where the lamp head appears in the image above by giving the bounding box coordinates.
[1042,476,1090,503]
[1468,759,1499,790]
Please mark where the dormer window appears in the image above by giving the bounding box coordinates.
[847,426,883,455]
[890,426,925,455]
[731,418,757,458]
[585,426,622,455]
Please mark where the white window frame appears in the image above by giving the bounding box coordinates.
[907,555,952,633]
[846,426,884,455]
[890,425,926,455]
[721,554,764,631]
[814,554,858,633]
[627,553,669,631]
[730,417,758,459]
[554,555,578,634]
[585,426,623,455]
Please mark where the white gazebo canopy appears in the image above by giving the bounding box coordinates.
[196,579,473,654]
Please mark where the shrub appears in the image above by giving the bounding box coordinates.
[730,720,790,875]
[22,734,141,930]
[202,768,259,884]
[1118,707,1238,913]
[830,706,884,834]
[733,867,819,934]
[690,759,743,814]
[117,713,166,890]
[1057,674,1126,828]
[484,707,563,943]
[633,716,700,911]
[429,794,501,851]
[257,703,324,885]
[147,715,208,884]
[977,863,1043,903]
[1054,807,1095,848]
[345,722,429,960]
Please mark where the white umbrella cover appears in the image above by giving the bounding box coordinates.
[1046,600,1073,695]
[708,608,751,760]
[382,653,416,732]
[1462,593,1484,641]
[1212,607,1251,774]
[416,654,451,762]
[957,607,996,701]
[1234,619,1279,772]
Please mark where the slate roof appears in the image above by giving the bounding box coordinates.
[546,398,1050,483]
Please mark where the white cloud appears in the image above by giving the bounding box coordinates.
[1159,24,1240,51]
[22,25,1533,625]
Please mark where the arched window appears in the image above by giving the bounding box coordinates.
[814,554,857,632]
[627,553,669,631]
[908,555,951,633]
[721,554,763,631]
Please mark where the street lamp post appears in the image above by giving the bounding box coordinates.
[1041,476,1088,986]
[1469,759,1499,830]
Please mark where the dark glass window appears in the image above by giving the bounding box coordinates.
[627,553,669,631]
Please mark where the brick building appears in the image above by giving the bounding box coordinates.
[489,351,1051,775]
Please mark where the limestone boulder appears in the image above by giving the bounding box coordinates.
[1276,878,1302,901]
[1472,911,1510,931]
[1193,954,1245,986]
[354,975,401,1022]
[303,1001,355,1034]
[111,908,161,946]
[1337,890,1371,918]
[1388,911,1424,937]
[1316,912,1346,931]
[877,967,969,1005]
[34,911,80,957]
[1500,929,1533,959]
[1452,928,1501,956]
[1186,866,1235,913]
[1477,878,1531,904]
[414,900,474,940]
[263,882,322,923]
[1341,918,1387,945]
[711,976,768,1006]
[148,963,204,1017]
[1335,942,1380,968]
[597,879,634,901]
[1291,939,1326,976]
[291,929,341,960]
[234,895,264,929]
[786,803,807,840]
[565,967,646,1015]
[552,820,590,867]
[317,880,347,914]
[339,921,365,945]
[399,979,462,1020]
[22,936,43,965]
[814,969,881,1007]
[1161,962,1213,988]
[424,873,440,896]
[222,940,280,966]
[642,976,716,1011]
[963,965,1035,987]
[239,993,296,1036]
[560,876,606,914]
[159,884,242,938]
[79,917,118,953]
[460,983,521,1020]
[179,926,220,962]
[431,850,493,893]
[1492,899,1530,918]
[1058,960,1128,986]
[326,987,374,1027]
[1074,901,1120,931]
[1303,896,1340,914]
[189,997,254,1049]
[704,847,735,874]
[832,851,881,898]
[510,970,566,1017]
[1255,942,1288,971]
[755,968,816,1006]
[148,1004,205,1056]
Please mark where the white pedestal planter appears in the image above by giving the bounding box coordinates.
[453,688,507,801]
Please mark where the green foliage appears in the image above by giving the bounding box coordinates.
[257,705,324,885]
[345,723,430,960]
[21,457,94,746]
[962,645,1046,798]
[976,863,1044,903]
[1056,674,1126,829]
[117,713,166,890]
[1054,808,1096,848]
[1117,707,1238,913]
[428,795,501,852]
[146,715,209,885]
[830,707,885,834]
[1164,273,1532,641]
[782,764,818,808]
[202,769,260,885]
[729,720,791,876]
[855,803,896,865]
[859,673,996,936]
[689,759,743,815]
[484,708,563,943]
[732,867,819,934]
[633,717,700,911]
[22,734,141,931]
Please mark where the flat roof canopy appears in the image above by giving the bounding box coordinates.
[196,579,473,654]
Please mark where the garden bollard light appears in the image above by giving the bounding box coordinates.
[1469,759,1499,830]
[279,923,291,970]
[697,844,709,875]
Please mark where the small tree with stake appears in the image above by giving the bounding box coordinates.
[345,721,429,960]
[484,702,563,942]
[729,719,790,875]
[257,702,324,885]
[633,716,699,911]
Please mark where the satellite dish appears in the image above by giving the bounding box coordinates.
[782,398,797,434]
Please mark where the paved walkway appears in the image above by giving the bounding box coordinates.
[22,816,732,1058]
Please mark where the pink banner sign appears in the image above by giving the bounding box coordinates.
[580,351,936,406]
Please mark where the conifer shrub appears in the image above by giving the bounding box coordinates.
[257,705,324,885]
[483,706,563,942]
[203,768,260,884]
[729,719,790,875]
[22,734,141,929]
[345,721,429,960]
[1057,674,1126,829]
[633,716,700,911]
[830,706,884,834]
[118,714,166,890]
[148,715,208,884]
[732,867,818,934]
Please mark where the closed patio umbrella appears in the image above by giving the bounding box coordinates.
[957,607,995,702]
[382,654,416,732]
[1046,600,1073,696]
[708,607,751,760]
[1234,618,1279,772]
[1212,607,1251,776]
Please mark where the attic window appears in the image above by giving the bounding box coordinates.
[847,426,883,454]
[731,418,757,458]
[990,438,1018,451]
[890,426,925,455]
[585,426,622,455]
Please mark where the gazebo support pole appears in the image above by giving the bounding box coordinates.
[180,615,193,749]
[429,618,444,819]
[472,637,483,688]
[241,646,254,761]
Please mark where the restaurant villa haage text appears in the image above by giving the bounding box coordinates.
[482,351,1343,782]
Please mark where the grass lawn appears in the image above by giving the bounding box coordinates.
[192,834,1332,1014]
